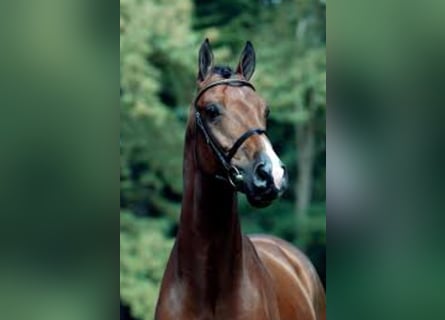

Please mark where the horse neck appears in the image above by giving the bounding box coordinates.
[175,127,244,300]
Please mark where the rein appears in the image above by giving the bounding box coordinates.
[193,79,266,189]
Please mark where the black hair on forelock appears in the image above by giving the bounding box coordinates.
[213,65,234,79]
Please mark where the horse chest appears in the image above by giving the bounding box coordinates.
[189,293,276,320]
[158,276,278,320]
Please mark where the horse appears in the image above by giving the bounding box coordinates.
[155,39,325,320]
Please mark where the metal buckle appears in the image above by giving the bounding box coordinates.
[227,166,244,189]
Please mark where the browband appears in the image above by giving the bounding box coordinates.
[193,79,256,108]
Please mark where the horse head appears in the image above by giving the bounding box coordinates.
[192,39,287,207]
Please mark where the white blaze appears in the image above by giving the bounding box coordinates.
[261,137,284,189]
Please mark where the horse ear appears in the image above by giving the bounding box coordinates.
[236,41,256,81]
[198,38,214,81]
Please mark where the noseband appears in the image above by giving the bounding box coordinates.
[194,79,266,189]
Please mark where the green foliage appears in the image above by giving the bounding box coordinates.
[120,211,173,320]
[120,0,197,218]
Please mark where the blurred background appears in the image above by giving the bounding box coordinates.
[1,0,443,319]
[120,0,325,319]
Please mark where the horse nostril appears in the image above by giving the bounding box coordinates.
[253,161,271,190]
[256,163,268,179]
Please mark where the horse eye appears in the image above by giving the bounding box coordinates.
[205,104,221,119]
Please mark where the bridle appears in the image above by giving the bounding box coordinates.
[193,78,266,189]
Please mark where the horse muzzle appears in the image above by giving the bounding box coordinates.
[241,153,288,208]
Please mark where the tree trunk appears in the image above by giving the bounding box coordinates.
[296,120,315,217]
[295,112,315,248]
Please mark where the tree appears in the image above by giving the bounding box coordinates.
[120,211,173,320]
[120,0,198,219]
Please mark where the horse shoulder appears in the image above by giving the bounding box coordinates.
[249,234,326,320]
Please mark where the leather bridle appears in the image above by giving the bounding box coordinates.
[193,79,266,189]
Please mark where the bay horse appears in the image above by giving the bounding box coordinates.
[155,39,325,320]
